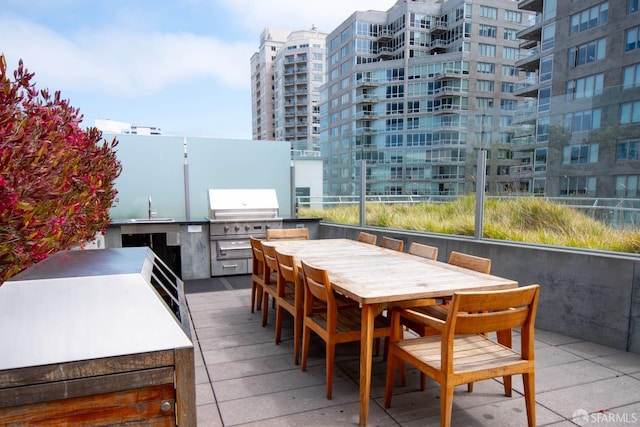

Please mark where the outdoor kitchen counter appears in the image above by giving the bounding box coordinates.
[105,217,322,281]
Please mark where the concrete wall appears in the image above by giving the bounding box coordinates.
[320,222,640,353]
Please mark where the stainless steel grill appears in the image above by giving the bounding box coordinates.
[208,189,282,276]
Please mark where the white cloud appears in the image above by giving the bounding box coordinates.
[215,0,397,34]
[1,15,253,96]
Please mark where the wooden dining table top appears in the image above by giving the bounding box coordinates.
[262,238,518,305]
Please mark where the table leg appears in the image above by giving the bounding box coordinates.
[359,303,377,426]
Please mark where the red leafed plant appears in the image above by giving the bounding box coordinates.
[0,54,122,283]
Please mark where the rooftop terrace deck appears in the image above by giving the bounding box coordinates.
[185,276,640,426]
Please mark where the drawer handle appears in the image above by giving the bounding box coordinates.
[161,401,172,412]
[222,264,239,268]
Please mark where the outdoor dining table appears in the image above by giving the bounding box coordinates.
[265,238,518,426]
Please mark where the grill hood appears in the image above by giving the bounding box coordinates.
[208,189,279,220]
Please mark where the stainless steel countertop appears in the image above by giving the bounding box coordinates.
[1,248,192,371]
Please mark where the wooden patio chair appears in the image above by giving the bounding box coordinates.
[380,236,404,252]
[448,250,491,274]
[266,228,309,241]
[274,249,305,365]
[401,250,493,390]
[385,285,540,427]
[249,236,266,313]
[407,242,438,260]
[260,243,285,327]
[357,231,377,245]
[300,260,391,399]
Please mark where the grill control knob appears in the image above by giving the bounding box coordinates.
[234,225,240,232]
[245,225,250,231]
[223,225,229,232]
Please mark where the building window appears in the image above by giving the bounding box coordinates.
[479,24,497,38]
[407,117,420,130]
[568,38,606,68]
[386,102,404,115]
[503,28,518,40]
[476,97,494,109]
[477,62,495,74]
[501,99,516,111]
[538,87,551,112]
[408,100,422,113]
[570,2,609,35]
[629,0,639,14]
[621,101,640,124]
[564,108,602,132]
[616,176,639,197]
[385,135,404,147]
[502,47,518,60]
[341,28,350,42]
[626,26,640,51]
[499,115,513,127]
[476,80,494,92]
[479,43,496,57]
[540,56,553,82]
[623,63,640,89]
[537,117,550,143]
[386,118,403,131]
[563,143,599,164]
[406,167,425,179]
[617,139,640,161]
[541,24,555,51]
[480,6,497,19]
[565,74,604,101]
[502,65,519,77]
[386,85,404,98]
[562,176,596,196]
[504,10,522,23]
[501,82,514,93]
[535,148,548,172]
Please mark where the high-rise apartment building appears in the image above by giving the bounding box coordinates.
[514,0,640,198]
[321,0,534,196]
[251,28,290,141]
[251,27,327,147]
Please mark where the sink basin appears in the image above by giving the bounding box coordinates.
[127,218,175,223]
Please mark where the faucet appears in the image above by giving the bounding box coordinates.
[148,196,156,219]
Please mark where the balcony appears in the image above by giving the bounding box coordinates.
[518,0,543,13]
[355,94,380,104]
[510,164,534,178]
[513,77,539,97]
[515,48,541,72]
[377,46,393,59]
[517,15,542,41]
[377,28,393,42]
[430,19,448,34]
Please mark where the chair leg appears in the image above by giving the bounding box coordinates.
[467,382,474,393]
[523,372,536,427]
[293,313,302,365]
[421,372,427,391]
[326,342,336,400]
[261,292,269,326]
[440,384,455,427]
[301,326,311,371]
[503,375,512,397]
[250,283,256,313]
[256,287,263,310]
[384,352,397,408]
[275,305,283,344]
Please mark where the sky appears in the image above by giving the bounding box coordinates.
[1,0,395,139]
